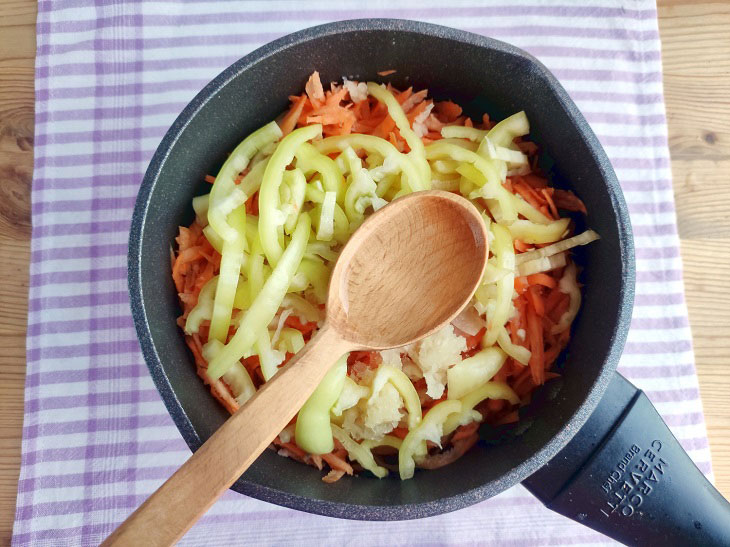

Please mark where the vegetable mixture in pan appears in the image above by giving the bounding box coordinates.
[172,71,599,482]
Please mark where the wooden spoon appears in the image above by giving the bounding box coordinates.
[104,189,488,546]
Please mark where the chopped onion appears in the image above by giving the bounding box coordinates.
[192,194,210,227]
[517,252,567,277]
[481,136,529,167]
[430,177,460,192]
[507,218,570,244]
[270,308,294,346]
[514,230,600,265]
[450,303,484,336]
[317,191,336,241]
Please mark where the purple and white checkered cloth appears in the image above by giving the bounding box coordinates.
[16,1,711,545]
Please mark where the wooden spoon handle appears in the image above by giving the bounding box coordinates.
[102,324,353,547]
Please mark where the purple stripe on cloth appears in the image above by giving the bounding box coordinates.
[28,290,128,313]
[635,269,683,283]
[29,267,127,287]
[634,245,680,260]
[622,178,672,192]
[17,463,178,493]
[30,243,128,264]
[32,197,137,215]
[573,91,664,106]
[662,413,705,428]
[627,201,676,214]
[33,173,144,192]
[36,101,185,124]
[608,156,670,169]
[16,494,149,520]
[35,150,146,169]
[630,315,689,330]
[632,223,677,237]
[633,292,685,306]
[25,388,160,414]
[36,125,169,146]
[37,413,172,436]
[36,78,210,101]
[27,339,141,362]
[646,386,700,403]
[27,313,134,336]
[25,362,147,387]
[620,364,697,378]
[33,219,131,238]
[21,439,186,466]
[623,340,693,355]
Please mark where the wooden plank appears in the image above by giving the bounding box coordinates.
[658,0,730,497]
[0,0,34,542]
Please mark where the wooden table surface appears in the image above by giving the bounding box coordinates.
[1,0,728,542]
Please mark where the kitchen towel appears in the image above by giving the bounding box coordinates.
[15,1,711,545]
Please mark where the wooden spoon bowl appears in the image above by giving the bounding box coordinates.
[329,190,488,348]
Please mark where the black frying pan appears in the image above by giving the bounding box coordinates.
[128,19,730,545]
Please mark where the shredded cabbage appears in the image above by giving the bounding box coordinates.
[552,262,581,335]
[331,424,388,478]
[331,376,369,417]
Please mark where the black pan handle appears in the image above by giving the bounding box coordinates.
[522,373,730,546]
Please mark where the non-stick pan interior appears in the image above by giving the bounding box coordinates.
[130,19,633,520]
